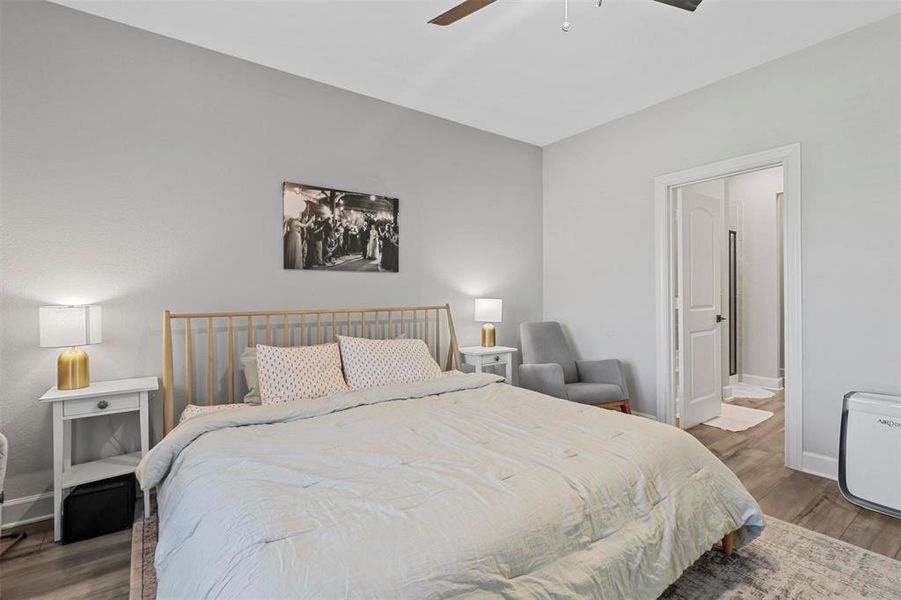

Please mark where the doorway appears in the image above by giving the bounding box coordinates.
[673,166,784,429]
[653,144,803,471]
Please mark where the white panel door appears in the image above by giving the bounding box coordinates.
[678,187,724,429]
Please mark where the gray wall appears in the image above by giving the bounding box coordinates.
[0,1,543,506]
[728,168,784,384]
[543,16,900,462]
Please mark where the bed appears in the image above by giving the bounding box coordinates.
[138,304,764,599]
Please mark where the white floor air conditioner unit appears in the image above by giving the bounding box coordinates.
[839,392,901,518]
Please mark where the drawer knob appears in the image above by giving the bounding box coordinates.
[494,356,500,362]
[97,399,109,410]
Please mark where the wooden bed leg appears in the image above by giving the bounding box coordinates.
[721,531,735,557]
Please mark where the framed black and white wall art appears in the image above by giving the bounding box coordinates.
[283,182,399,272]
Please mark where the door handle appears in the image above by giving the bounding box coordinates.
[716,314,727,323]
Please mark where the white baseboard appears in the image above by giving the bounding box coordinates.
[722,385,734,399]
[741,374,784,390]
[801,451,838,481]
[633,411,658,421]
[1,491,53,531]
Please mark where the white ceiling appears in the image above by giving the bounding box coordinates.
[53,0,900,146]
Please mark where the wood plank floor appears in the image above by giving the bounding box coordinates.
[1,392,897,599]
[687,391,901,561]
[0,521,131,599]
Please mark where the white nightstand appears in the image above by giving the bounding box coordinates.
[459,346,518,383]
[39,376,158,542]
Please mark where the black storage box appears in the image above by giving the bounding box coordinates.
[62,474,136,544]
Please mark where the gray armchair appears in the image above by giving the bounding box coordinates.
[519,322,631,413]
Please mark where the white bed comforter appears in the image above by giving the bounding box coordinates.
[137,373,764,599]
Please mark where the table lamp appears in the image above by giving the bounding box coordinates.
[39,305,102,390]
[474,298,502,347]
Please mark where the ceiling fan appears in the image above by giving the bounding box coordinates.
[429,0,703,31]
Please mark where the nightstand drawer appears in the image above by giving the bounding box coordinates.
[465,352,509,367]
[63,393,139,418]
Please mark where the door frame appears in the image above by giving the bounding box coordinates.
[653,143,802,470]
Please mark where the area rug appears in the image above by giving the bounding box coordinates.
[662,517,901,598]
[729,382,776,400]
[131,514,901,599]
[129,512,157,600]
[703,402,774,432]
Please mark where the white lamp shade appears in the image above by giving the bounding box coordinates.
[39,305,102,347]
[474,298,503,323]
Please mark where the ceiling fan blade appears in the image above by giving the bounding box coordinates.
[652,0,703,11]
[429,0,499,26]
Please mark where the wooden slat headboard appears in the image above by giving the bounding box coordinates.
[161,304,462,434]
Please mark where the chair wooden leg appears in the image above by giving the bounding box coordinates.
[721,531,735,557]
[592,400,632,414]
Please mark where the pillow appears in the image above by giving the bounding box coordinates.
[337,335,442,390]
[255,343,347,405]
[240,347,260,404]
[179,403,251,424]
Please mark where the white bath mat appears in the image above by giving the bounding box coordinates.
[729,383,775,400]
[702,403,774,432]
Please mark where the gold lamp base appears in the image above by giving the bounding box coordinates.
[58,347,90,390]
[480,323,496,347]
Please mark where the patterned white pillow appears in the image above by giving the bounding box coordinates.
[337,335,442,390]
[179,403,251,424]
[255,343,348,404]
